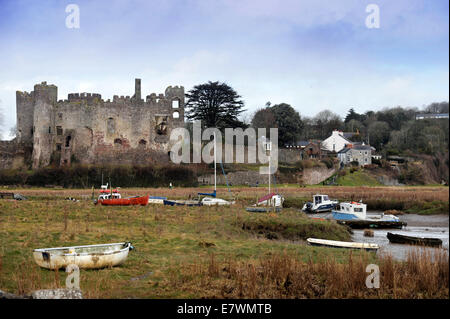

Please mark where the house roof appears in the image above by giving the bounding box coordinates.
[338,144,372,154]
[338,148,351,154]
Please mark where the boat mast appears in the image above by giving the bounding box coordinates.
[267,141,271,194]
[214,131,217,192]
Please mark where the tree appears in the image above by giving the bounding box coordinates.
[313,110,343,139]
[251,107,277,132]
[425,102,449,114]
[367,121,390,150]
[185,81,246,130]
[270,103,303,146]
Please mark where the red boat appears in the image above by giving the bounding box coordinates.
[98,195,149,206]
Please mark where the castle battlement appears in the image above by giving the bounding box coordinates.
[67,92,102,102]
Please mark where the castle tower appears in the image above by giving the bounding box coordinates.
[16,91,35,143]
[165,85,185,123]
[31,81,57,169]
[134,78,141,101]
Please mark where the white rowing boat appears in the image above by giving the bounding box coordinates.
[33,242,134,270]
[306,238,379,251]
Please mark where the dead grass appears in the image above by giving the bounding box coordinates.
[169,249,448,299]
[3,185,448,202]
[0,187,448,299]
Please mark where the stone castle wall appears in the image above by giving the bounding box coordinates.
[15,79,185,169]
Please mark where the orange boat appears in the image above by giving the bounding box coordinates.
[98,195,149,206]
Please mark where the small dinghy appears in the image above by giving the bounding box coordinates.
[33,242,134,270]
[307,238,379,252]
[387,232,443,247]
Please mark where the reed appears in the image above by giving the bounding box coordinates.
[172,248,448,299]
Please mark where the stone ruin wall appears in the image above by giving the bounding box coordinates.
[14,79,185,169]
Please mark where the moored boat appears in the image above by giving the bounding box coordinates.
[33,242,134,270]
[99,195,149,206]
[302,194,338,213]
[332,201,405,229]
[163,199,202,206]
[201,197,235,206]
[148,196,167,204]
[245,206,282,213]
[306,238,379,251]
[387,232,443,247]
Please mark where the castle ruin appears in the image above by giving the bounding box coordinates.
[5,79,185,169]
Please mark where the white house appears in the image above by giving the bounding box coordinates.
[321,130,352,153]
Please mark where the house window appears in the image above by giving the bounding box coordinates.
[57,126,63,135]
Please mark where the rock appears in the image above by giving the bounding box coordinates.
[31,288,83,299]
[364,229,374,237]
[0,290,30,299]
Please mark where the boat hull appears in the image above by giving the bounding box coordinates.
[303,203,336,213]
[33,242,132,270]
[99,195,149,206]
[336,220,406,229]
[163,199,202,206]
[246,206,282,213]
[307,238,379,251]
[387,232,442,247]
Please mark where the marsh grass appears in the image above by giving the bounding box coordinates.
[0,188,448,298]
[171,249,448,299]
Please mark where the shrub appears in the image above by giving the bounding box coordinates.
[0,164,198,188]
[321,158,334,169]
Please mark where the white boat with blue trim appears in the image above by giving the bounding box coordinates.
[332,201,400,222]
[302,194,339,213]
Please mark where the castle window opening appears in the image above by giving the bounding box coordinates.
[107,118,116,135]
[58,113,63,120]
[139,139,147,146]
[114,138,122,146]
[173,111,180,119]
[56,143,62,151]
[172,100,179,108]
[56,126,63,135]
[48,126,51,134]
[155,116,168,135]
[65,135,71,147]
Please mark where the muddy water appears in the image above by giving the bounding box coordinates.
[314,212,449,261]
